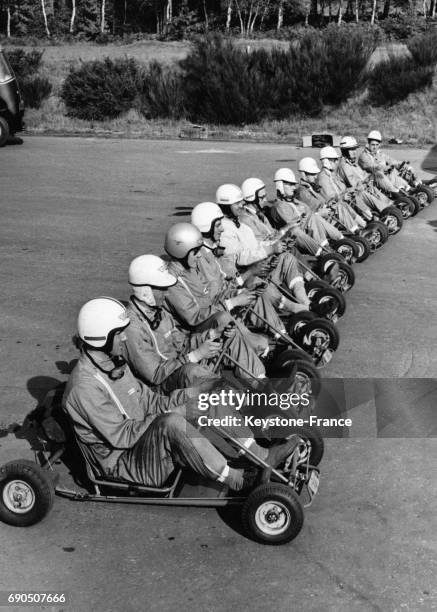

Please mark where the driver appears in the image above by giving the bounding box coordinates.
[358,130,410,194]
[120,254,223,394]
[63,297,299,491]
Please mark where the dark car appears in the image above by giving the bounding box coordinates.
[0,45,25,147]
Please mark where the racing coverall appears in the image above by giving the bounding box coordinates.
[120,296,220,394]
[165,259,268,382]
[219,215,310,311]
[358,147,409,193]
[337,156,391,215]
[63,352,255,487]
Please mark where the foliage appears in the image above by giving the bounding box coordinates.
[20,75,52,108]
[6,47,44,78]
[367,54,434,106]
[379,14,435,41]
[138,60,185,118]
[407,30,437,66]
[60,57,142,120]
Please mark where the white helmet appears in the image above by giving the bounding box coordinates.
[128,254,176,287]
[367,130,382,142]
[320,146,339,160]
[164,222,203,259]
[298,157,320,174]
[191,202,223,233]
[77,297,130,349]
[340,136,358,149]
[274,168,297,184]
[241,177,265,202]
[216,184,244,206]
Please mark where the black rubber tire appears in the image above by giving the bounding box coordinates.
[408,195,421,216]
[315,252,345,277]
[283,424,324,466]
[268,351,322,398]
[295,318,340,358]
[361,222,387,250]
[394,194,416,219]
[242,483,304,545]
[350,235,371,262]
[379,206,403,235]
[0,116,10,147]
[329,261,355,293]
[286,311,318,338]
[307,285,346,318]
[0,460,55,527]
[331,237,359,264]
[268,347,314,370]
[413,185,434,206]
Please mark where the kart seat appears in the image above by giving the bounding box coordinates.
[77,437,182,496]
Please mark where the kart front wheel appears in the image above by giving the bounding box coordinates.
[282,424,324,466]
[242,483,304,545]
[0,460,55,527]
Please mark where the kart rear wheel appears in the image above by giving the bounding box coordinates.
[286,311,317,338]
[328,261,355,293]
[361,222,387,250]
[295,318,339,365]
[242,483,304,545]
[394,195,417,219]
[331,237,359,264]
[351,235,371,262]
[379,206,403,235]
[268,350,321,398]
[0,117,10,148]
[413,185,434,206]
[0,460,55,526]
[306,283,346,319]
[315,252,345,277]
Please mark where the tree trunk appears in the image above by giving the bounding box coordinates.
[166,0,172,23]
[226,0,232,30]
[277,0,283,29]
[203,0,209,29]
[355,0,359,21]
[41,0,50,36]
[260,0,270,27]
[432,0,436,17]
[100,0,106,32]
[328,0,332,20]
[70,0,76,32]
[7,6,11,37]
[337,0,343,23]
[383,0,391,18]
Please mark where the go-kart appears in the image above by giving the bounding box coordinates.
[0,385,323,545]
[397,161,435,207]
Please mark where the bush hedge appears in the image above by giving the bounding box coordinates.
[21,76,52,108]
[6,48,44,78]
[367,54,434,106]
[59,31,436,124]
[61,57,143,120]
[407,30,437,67]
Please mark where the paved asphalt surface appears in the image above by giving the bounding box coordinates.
[0,137,436,612]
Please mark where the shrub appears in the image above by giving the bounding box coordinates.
[407,30,437,67]
[61,57,142,120]
[20,75,52,108]
[6,48,44,79]
[380,14,432,41]
[138,61,185,119]
[367,54,434,106]
[180,35,271,124]
[321,23,380,105]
